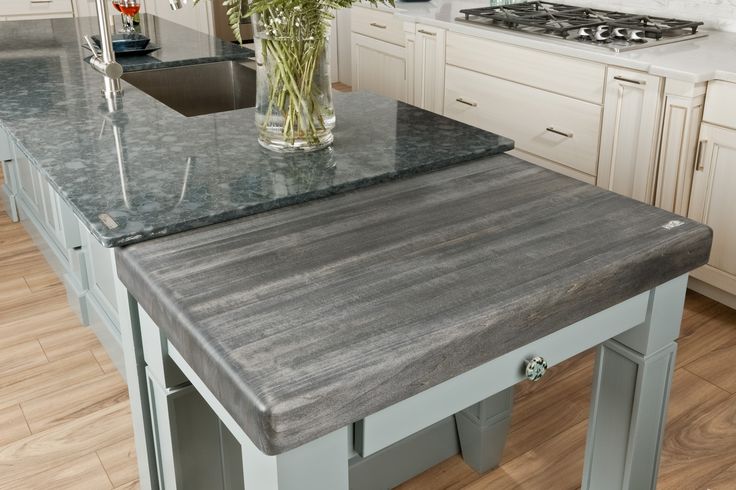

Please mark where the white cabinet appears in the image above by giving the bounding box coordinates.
[444,65,602,179]
[444,31,604,182]
[351,32,409,103]
[654,80,706,216]
[350,6,409,103]
[0,0,73,20]
[688,123,736,297]
[413,24,445,114]
[597,68,663,204]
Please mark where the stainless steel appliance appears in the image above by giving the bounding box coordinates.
[458,1,706,52]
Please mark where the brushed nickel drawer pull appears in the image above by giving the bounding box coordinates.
[456,97,477,107]
[417,29,436,36]
[30,0,54,3]
[369,22,387,29]
[546,127,573,138]
[694,140,707,171]
[613,75,645,85]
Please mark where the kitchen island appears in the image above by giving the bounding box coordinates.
[116,154,711,489]
[0,12,713,490]
[0,14,513,489]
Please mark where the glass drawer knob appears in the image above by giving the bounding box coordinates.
[525,356,548,382]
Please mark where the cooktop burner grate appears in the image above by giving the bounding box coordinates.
[459,1,704,48]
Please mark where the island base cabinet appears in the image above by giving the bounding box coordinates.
[687,122,736,298]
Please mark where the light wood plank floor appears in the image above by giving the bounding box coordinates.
[2,164,736,489]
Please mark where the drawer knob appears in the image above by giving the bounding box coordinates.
[525,356,548,382]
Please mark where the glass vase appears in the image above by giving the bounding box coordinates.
[253,14,335,153]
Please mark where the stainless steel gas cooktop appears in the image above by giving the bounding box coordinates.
[457,1,707,52]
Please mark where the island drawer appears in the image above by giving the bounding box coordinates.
[355,289,650,457]
[703,80,736,130]
[0,0,73,18]
[445,32,605,104]
[444,65,602,177]
[351,6,405,47]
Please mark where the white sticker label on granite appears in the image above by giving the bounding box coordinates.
[99,213,119,230]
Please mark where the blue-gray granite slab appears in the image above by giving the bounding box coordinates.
[116,154,712,455]
[0,15,514,247]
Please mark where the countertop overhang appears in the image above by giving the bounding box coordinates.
[116,154,713,456]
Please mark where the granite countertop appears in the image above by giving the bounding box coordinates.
[388,0,736,84]
[0,14,513,247]
[116,153,712,455]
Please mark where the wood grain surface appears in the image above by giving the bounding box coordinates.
[116,154,712,455]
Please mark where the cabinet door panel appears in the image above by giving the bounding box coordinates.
[688,123,736,283]
[597,68,662,204]
[413,24,445,114]
[16,151,39,212]
[351,32,407,103]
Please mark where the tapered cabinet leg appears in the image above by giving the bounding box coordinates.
[241,427,349,490]
[582,275,687,490]
[455,387,513,473]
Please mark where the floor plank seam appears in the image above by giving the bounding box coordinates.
[95,450,116,489]
[681,367,734,395]
[16,403,32,436]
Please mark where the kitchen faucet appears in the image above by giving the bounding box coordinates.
[86,0,124,98]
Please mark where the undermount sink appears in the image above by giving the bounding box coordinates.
[122,61,256,117]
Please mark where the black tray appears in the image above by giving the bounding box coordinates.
[91,33,151,51]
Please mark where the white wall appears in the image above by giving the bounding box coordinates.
[559,0,736,32]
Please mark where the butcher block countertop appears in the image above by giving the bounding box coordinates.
[115,154,712,456]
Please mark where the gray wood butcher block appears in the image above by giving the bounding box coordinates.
[115,153,712,456]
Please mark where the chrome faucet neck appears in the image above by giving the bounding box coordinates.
[92,0,123,97]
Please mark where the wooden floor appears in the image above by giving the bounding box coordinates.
[2,165,736,489]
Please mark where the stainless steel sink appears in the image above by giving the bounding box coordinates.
[122,61,256,117]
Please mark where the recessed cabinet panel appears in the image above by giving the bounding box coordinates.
[444,64,601,176]
[413,24,446,114]
[16,151,40,213]
[351,32,408,103]
[597,68,663,204]
[0,128,13,162]
[688,123,736,294]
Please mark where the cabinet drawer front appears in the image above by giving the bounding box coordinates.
[446,32,605,104]
[0,0,72,17]
[445,65,602,176]
[703,81,736,130]
[351,6,404,47]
